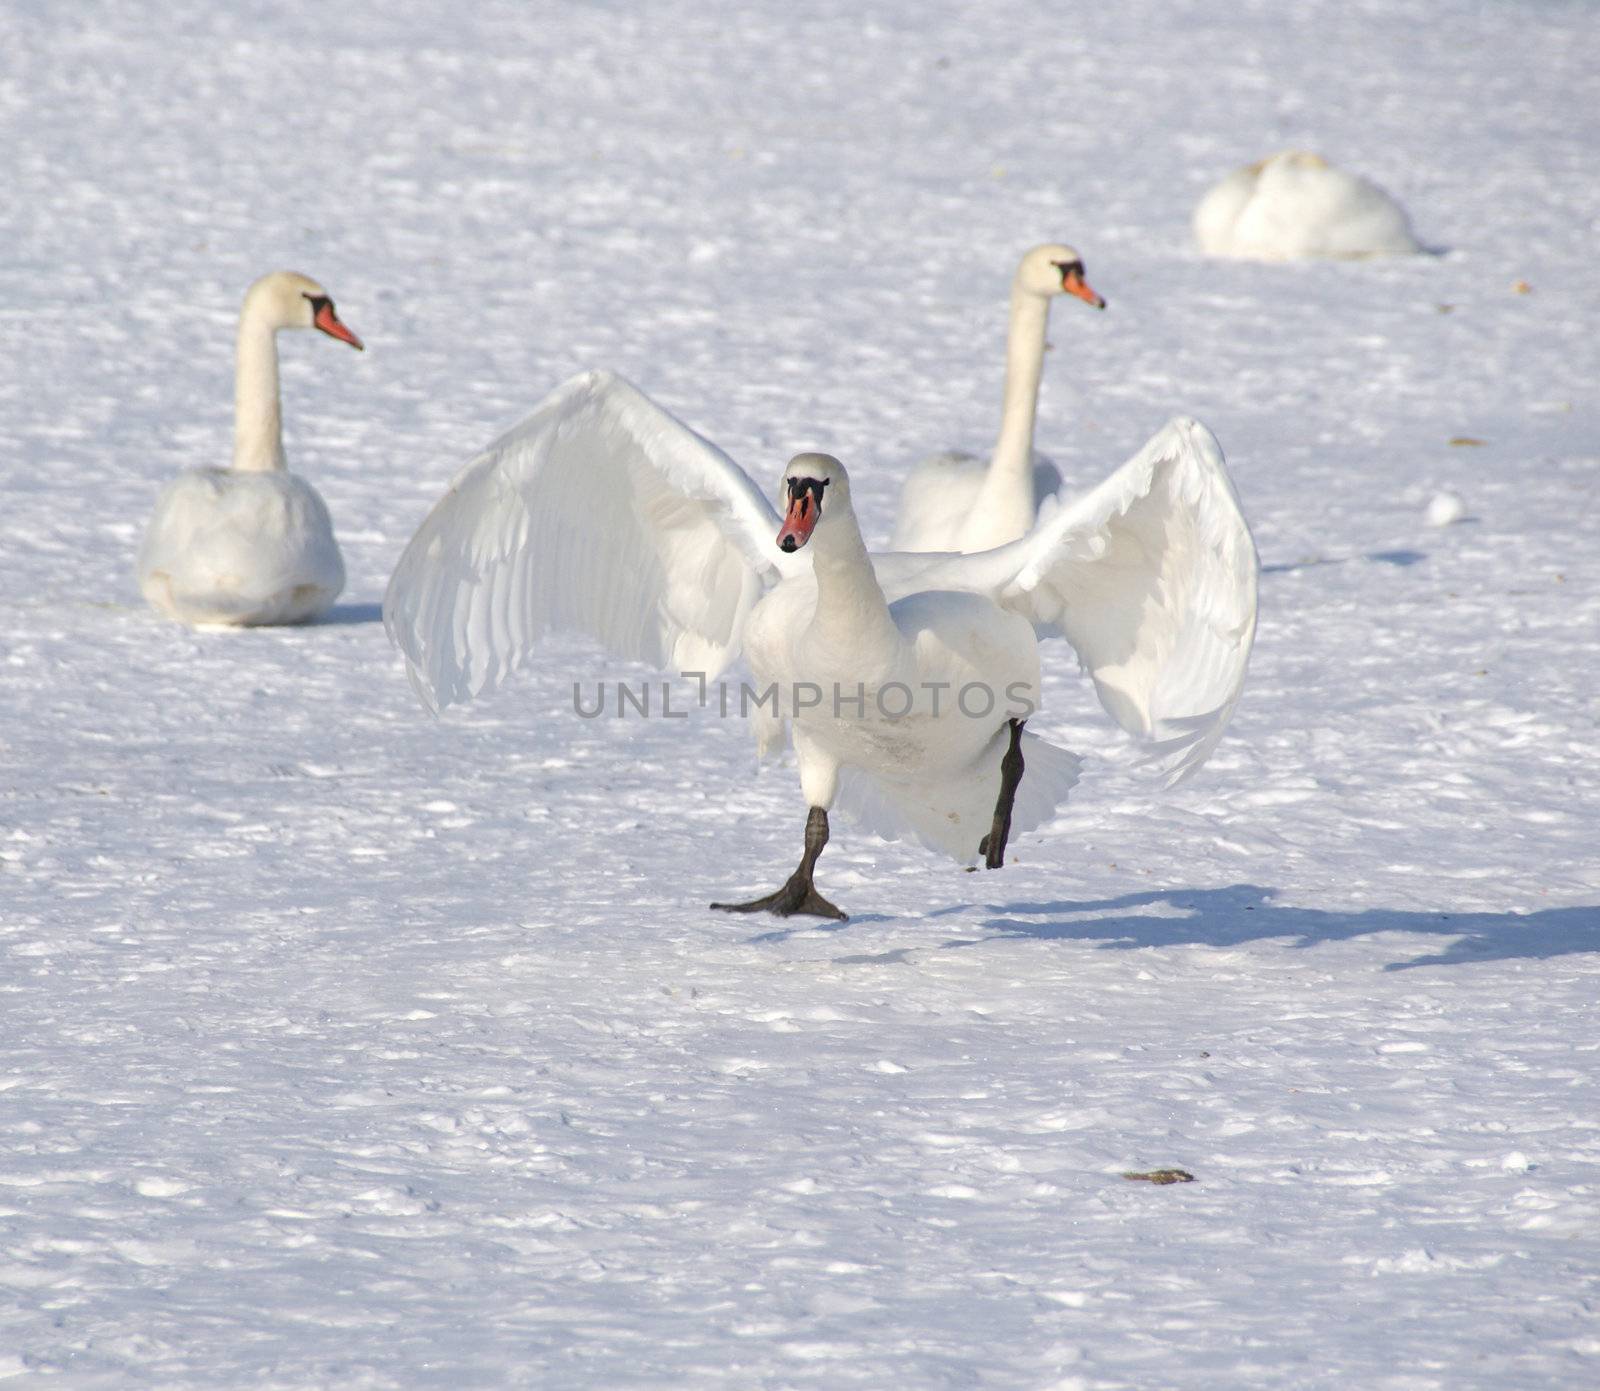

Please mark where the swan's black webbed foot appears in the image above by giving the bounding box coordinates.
[711,877,848,921]
[978,718,1026,870]
[711,806,848,921]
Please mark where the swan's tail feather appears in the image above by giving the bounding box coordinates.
[835,728,1082,864]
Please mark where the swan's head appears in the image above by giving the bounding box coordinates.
[243,270,365,350]
[1017,243,1105,309]
[776,452,850,553]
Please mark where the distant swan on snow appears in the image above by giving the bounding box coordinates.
[1194,151,1421,260]
[891,243,1105,554]
[138,270,363,627]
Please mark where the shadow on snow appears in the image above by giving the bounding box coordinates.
[314,601,384,626]
[747,885,1598,970]
[969,884,1598,970]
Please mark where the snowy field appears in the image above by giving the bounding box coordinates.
[3,1,1599,1385]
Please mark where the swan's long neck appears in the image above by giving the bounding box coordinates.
[232,307,287,473]
[807,510,902,663]
[967,284,1051,548]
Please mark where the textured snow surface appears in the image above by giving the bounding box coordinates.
[2,1,1598,1387]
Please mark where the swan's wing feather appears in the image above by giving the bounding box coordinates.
[931,417,1259,782]
[384,369,788,712]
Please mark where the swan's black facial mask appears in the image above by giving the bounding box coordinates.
[1050,260,1106,310]
[302,293,365,350]
[777,476,829,552]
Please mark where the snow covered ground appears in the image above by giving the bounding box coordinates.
[3,1,1598,1385]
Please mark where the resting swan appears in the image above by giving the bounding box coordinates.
[1194,151,1421,260]
[137,270,363,627]
[383,371,1259,919]
[891,244,1105,554]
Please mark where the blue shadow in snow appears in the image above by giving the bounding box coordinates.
[739,886,1595,971]
[1261,548,1430,576]
[745,912,895,946]
[315,602,384,626]
[961,884,1597,970]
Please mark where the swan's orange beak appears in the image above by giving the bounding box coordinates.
[1062,266,1106,310]
[777,482,823,553]
[314,301,365,351]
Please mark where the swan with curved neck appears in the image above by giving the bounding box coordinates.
[138,270,363,627]
[891,243,1104,554]
[232,270,363,472]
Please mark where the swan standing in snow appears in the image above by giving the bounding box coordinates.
[891,244,1105,554]
[383,371,1258,919]
[714,450,1067,918]
[137,271,364,627]
[1194,151,1421,260]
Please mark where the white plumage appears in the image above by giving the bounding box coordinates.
[1194,151,1421,260]
[137,270,363,627]
[385,370,780,709]
[139,470,345,628]
[384,370,1259,910]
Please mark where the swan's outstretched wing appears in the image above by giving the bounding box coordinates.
[384,369,791,712]
[908,417,1258,783]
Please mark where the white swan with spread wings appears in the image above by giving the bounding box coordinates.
[384,371,1258,918]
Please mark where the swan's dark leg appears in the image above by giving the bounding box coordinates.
[711,806,847,921]
[978,719,1026,870]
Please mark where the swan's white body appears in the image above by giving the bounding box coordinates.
[1194,151,1421,260]
[891,244,1104,554]
[139,469,344,627]
[138,271,361,627]
[384,371,1259,878]
[739,461,1080,859]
